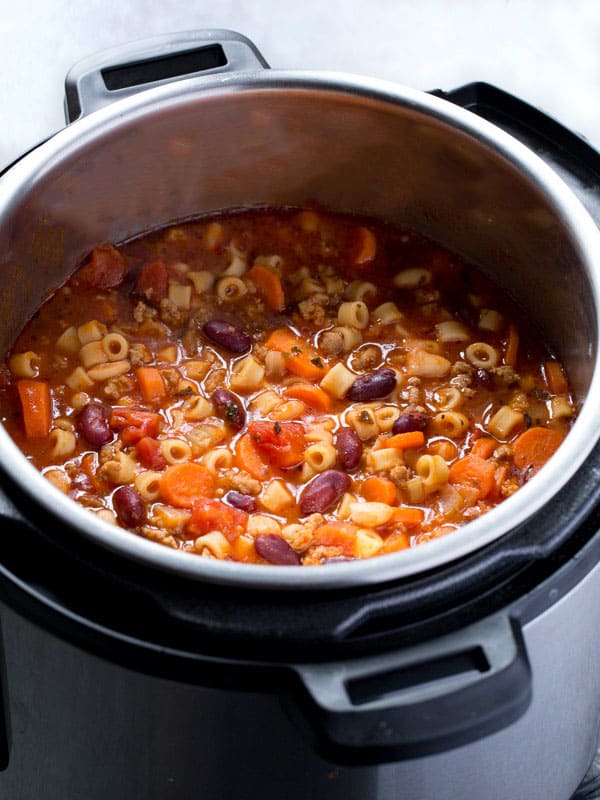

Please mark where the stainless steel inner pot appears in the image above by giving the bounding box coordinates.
[1,57,600,589]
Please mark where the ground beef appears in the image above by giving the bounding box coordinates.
[351,345,381,371]
[492,365,520,386]
[228,470,261,496]
[159,298,185,327]
[104,375,135,400]
[302,544,342,565]
[298,292,329,326]
[129,343,152,368]
[319,329,344,357]
[133,300,157,323]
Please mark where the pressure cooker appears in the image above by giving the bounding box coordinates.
[1,30,600,800]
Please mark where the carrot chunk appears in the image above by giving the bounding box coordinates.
[512,427,564,473]
[313,522,358,555]
[283,383,332,412]
[246,264,286,312]
[385,430,425,451]
[159,463,215,508]
[248,421,305,469]
[363,476,398,506]
[16,379,52,439]
[391,507,425,527]
[265,328,328,381]
[448,454,496,500]
[471,436,497,460]
[136,367,166,403]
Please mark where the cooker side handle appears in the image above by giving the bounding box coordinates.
[64,29,270,123]
[292,613,531,764]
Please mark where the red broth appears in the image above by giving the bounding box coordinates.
[0,208,574,565]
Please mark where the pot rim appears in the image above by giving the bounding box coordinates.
[1,69,600,590]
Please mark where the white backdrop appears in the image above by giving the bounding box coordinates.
[0,0,599,167]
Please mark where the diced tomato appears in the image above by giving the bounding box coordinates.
[72,244,126,289]
[247,421,305,468]
[136,436,167,470]
[134,261,169,306]
[110,407,162,444]
[187,497,248,541]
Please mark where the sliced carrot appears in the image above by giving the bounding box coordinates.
[391,506,425,527]
[235,433,273,481]
[428,439,458,462]
[471,436,497,460]
[512,426,564,472]
[381,531,411,554]
[246,264,286,312]
[349,226,377,266]
[16,379,52,439]
[505,323,519,367]
[159,463,215,508]
[313,522,358,555]
[385,430,425,451]
[362,476,398,506]
[248,421,305,469]
[265,327,328,381]
[545,360,569,395]
[448,454,496,500]
[490,464,509,501]
[136,367,166,403]
[283,383,332,412]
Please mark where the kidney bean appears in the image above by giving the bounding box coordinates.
[77,403,113,447]
[113,486,146,528]
[225,490,257,514]
[254,534,300,565]
[346,368,397,402]
[203,319,251,353]
[299,470,351,515]
[335,427,362,470]
[212,388,246,430]
[392,411,429,435]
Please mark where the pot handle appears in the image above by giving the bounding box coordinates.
[292,612,531,763]
[64,29,269,123]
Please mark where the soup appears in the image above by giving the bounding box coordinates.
[0,208,574,565]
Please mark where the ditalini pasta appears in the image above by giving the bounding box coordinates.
[0,208,576,566]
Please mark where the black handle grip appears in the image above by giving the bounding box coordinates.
[64,29,269,123]
[294,613,530,763]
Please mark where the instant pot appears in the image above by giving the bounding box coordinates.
[1,30,600,799]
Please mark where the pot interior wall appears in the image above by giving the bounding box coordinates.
[0,83,595,401]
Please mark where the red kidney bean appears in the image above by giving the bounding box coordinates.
[254,534,300,565]
[225,490,257,514]
[113,486,146,528]
[346,368,397,402]
[335,427,362,470]
[392,411,429,435]
[212,388,246,429]
[77,403,113,447]
[203,319,251,353]
[299,470,351,515]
